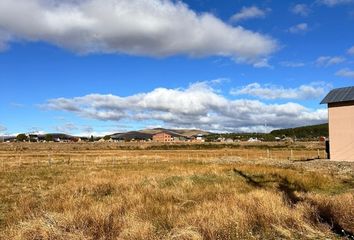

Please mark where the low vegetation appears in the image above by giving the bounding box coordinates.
[270,123,329,139]
[206,123,329,142]
[0,157,353,239]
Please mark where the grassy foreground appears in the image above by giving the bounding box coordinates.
[0,161,353,240]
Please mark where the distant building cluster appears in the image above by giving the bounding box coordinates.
[0,126,330,144]
[0,131,207,143]
[110,130,206,143]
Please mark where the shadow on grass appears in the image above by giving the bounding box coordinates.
[232,168,305,204]
[232,168,354,239]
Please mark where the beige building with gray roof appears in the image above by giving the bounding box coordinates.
[321,86,354,161]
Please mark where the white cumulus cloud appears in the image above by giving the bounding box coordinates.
[291,4,311,16]
[0,0,277,63]
[230,6,269,22]
[230,83,328,100]
[289,23,308,33]
[55,123,79,133]
[0,125,7,133]
[318,0,353,6]
[336,68,354,78]
[279,61,305,67]
[42,82,327,132]
[316,56,345,67]
[347,46,354,55]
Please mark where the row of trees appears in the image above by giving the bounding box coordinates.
[14,134,98,142]
[15,134,55,142]
[270,123,328,139]
[204,123,329,142]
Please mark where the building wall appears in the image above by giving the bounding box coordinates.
[153,133,173,142]
[328,101,354,161]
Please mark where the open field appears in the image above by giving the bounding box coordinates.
[0,142,327,170]
[0,143,353,239]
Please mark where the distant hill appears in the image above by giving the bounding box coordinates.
[107,128,210,141]
[110,131,153,141]
[140,128,211,137]
[270,123,328,139]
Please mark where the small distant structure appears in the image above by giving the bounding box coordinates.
[153,132,173,142]
[225,138,234,143]
[29,134,39,142]
[247,137,261,142]
[282,137,294,143]
[321,86,354,161]
[153,131,188,142]
[319,136,327,142]
[191,134,205,142]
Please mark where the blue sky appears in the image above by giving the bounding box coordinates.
[0,0,354,136]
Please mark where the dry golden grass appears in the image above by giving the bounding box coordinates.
[0,156,353,240]
[0,141,326,169]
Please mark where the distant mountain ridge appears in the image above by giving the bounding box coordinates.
[108,128,211,141]
[139,128,211,137]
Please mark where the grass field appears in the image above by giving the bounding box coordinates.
[0,143,353,239]
[0,142,327,170]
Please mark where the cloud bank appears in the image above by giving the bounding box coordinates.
[0,0,277,63]
[43,82,327,132]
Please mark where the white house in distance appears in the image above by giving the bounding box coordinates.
[321,86,354,161]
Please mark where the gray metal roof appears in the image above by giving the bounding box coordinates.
[320,86,354,104]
